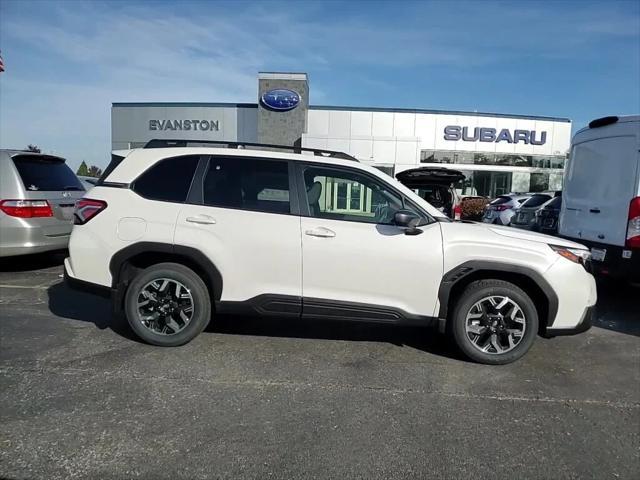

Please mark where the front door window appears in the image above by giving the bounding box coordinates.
[303,165,415,225]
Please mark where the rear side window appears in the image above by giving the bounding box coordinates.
[546,196,562,208]
[522,194,552,208]
[12,155,83,191]
[133,155,199,202]
[203,157,290,214]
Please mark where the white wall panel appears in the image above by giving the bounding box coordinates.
[372,139,397,164]
[350,138,374,161]
[302,134,329,150]
[327,137,350,154]
[328,111,351,136]
[393,113,415,137]
[551,121,571,155]
[307,110,329,136]
[395,140,420,165]
[415,114,437,151]
[371,112,394,137]
[350,111,373,136]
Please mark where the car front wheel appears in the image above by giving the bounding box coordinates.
[124,262,211,346]
[451,279,538,365]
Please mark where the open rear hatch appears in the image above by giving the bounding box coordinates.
[396,167,465,188]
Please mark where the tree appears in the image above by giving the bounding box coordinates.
[76,161,89,176]
[26,144,41,153]
[87,165,103,178]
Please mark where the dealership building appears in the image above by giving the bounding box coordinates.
[112,72,571,197]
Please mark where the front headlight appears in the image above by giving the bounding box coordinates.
[550,245,591,266]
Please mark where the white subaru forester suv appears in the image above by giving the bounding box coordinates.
[65,141,597,365]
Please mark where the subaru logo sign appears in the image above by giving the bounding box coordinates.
[261,89,301,111]
[443,126,547,145]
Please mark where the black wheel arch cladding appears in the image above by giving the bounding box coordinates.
[438,260,559,328]
[109,242,223,301]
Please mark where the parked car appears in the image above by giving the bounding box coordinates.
[65,140,596,365]
[482,194,531,225]
[535,195,562,235]
[395,166,465,219]
[510,192,557,231]
[560,115,640,283]
[0,149,85,257]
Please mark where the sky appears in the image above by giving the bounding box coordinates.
[0,0,639,170]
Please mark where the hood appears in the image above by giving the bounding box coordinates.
[488,224,587,249]
[396,167,465,187]
[445,221,588,249]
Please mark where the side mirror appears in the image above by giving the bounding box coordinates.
[394,210,422,235]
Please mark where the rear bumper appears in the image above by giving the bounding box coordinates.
[546,305,594,336]
[64,258,111,298]
[0,217,72,257]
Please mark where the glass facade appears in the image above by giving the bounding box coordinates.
[419,150,566,198]
[420,150,566,169]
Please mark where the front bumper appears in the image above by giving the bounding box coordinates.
[546,305,594,336]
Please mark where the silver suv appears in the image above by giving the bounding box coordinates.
[0,150,85,257]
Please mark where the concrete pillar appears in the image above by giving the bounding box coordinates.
[257,72,309,147]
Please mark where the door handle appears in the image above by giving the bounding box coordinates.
[589,208,601,214]
[186,215,216,225]
[305,227,336,238]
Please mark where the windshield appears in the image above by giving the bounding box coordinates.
[12,155,84,191]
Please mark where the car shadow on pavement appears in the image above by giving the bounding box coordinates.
[0,250,67,272]
[593,279,640,337]
[46,280,463,359]
[208,314,465,361]
[47,281,142,343]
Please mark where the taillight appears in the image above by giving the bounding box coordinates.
[74,198,107,225]
[626,197,640,248]
[494,205,509,212]
[453,203,462,220]
[0,199,53,218]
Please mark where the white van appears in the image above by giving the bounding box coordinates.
[560,115,640,282]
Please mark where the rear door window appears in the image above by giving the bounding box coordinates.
[12,155,83,191]
[133,155,200,202]
[203,156,290,214]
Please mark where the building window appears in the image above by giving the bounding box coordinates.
[420,150,566,169]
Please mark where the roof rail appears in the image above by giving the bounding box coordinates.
[142,139,358,161]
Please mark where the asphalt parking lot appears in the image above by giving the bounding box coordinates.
[0,252,639,480]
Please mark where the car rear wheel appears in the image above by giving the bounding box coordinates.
[124,262,211,346]
[451,279,538,365]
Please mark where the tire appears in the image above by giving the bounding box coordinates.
[450,279,538,365]
[124,262,211,346]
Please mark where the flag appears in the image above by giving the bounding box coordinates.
[0,51,4,73]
